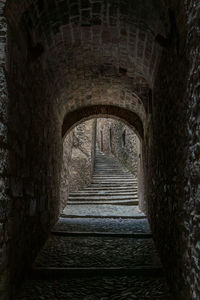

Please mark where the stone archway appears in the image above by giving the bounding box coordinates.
[62,105,145,140]
[61,107,146,213]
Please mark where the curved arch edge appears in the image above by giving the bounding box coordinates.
[62,105,144,140]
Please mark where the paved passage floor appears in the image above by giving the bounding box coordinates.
[16,276,172,300]
[16,217,172,300]
[16,152,173,299]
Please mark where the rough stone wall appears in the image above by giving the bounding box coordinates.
[0,2,9,298]
[96,118,138,177]
[146,1,200,299]
[96,119,112,154]
[69,120,96,193]
[183,1,200,298]
[2,15,63,300]
[60,132,73,212]
[110,122,139,177]
[60,119,96,211]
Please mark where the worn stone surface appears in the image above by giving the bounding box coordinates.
[16,215,172,299]
[16,276,172,300]
[34,235,161,268]
[63,204,144,218]
[55,217,151,233]
[16,215,171,299]
[183,1,200,299]
[68,120,96,193]
[146,2,200,299]
[60,131,73,212]
[60,119,96,211]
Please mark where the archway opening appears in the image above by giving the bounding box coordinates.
[60,115,145,219]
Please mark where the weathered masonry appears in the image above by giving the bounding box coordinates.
[0,0,199,299]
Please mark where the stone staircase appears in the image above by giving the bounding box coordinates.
[16,217,172,299]
[68,151,139,206]
[16,151,173,299]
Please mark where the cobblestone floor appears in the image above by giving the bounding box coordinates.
[54,217,151,233]
[34,236,160,268]
[16,217,173,299]
[16,275,172,300]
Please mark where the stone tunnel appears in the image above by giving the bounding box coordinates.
[0,0,199,299]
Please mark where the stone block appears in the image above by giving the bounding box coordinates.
[29,199,36,216]
[10,178,23,198]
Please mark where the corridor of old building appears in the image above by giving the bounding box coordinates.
[15,114,171,298]
[16,132,173,299]
[0,0,199,299]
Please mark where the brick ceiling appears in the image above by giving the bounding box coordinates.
[5,0,169,133]
[6,0,169,87]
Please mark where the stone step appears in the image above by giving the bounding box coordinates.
[95,168,125,170]
[95,158,121,161]
[68,195,138,201]
[94,171,129,173]
[91,181,136,185]
[95,162,122,164]
[95,163,127,165]
[94,168,129,171]
[95,162,123,164]
[92,176,136,178]
[68,198,138,202]
[90,183,137,187]
[68,198,138,203]
[82,186,137,189]
[80,191,138,195]
[93,175,136,178]
[89,183,137,186]
[33,235,161,269]
[67,201,138,205]
[93,171,129,174]
[95,165,126,167]
[93,173,130,176]
[91,180,137,183]
[95,162,129,164]
[94,165,131,167]
[62,205,145,218]
[87,186,138,190]
[83,188,137,191]
[92,174,137,181]
[81,190,137,194]
[69,196,138,199]
[82,186,137,190]
[61,214,146,219]
[70,191,138,196]
[93,175,130,177]
[92,178,136,182]
[95,162,121,164]
[31,266,163,279]
[54,217,151,234]
[51,231,152,238]
[94,167,128,170]
[16,274,172,300]
[91,184,136,187]
[93,173,130,175]
[92,175,134,182]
